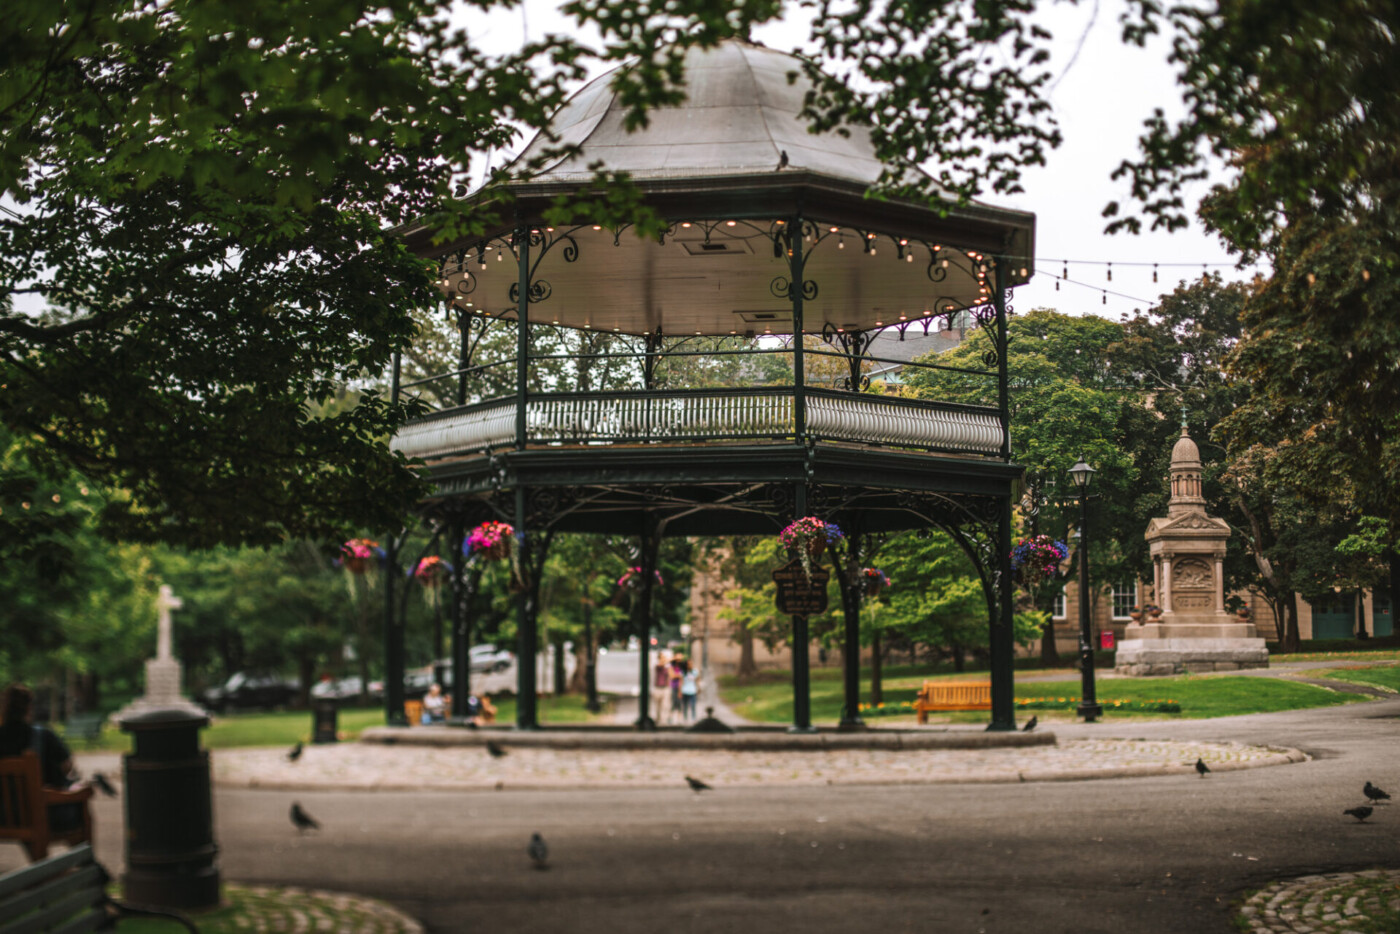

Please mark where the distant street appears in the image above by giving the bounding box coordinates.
[23,697,1400,933]
[470,647,649,697]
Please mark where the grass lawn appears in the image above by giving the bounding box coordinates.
[719,667,1364,725]
[61,694,613,753]
[1309,664,1400,693]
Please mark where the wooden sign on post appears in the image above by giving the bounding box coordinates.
[772,558,830,616]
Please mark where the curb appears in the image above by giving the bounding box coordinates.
[358,725,1057,751]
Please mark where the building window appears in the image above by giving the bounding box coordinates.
[1111,581,1138,620]
[1051,586,1066,620]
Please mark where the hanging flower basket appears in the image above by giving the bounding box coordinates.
[618,567,664,590]
[464,521,514,561]
[778,517,843,581]
[1009,535,1068,591]
[338,538,384,575]
[413,556,452,608]
[861,568,891,597]
[414,556,452,587]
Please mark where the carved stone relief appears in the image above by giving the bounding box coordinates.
[1173,558,1213,590]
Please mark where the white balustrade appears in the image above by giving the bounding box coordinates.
[392,391,1001,460]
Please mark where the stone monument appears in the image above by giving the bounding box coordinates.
[1114,424,1269,675]
[115,584,209,718]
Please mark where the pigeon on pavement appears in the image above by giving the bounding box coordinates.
[91,772,118,798]
[685,775,712,793]
[1364,781,1391,803]
[1195,758,1210,778]
[1022,716,1037,733]
[287,742,304,763]
[1345,806,1374,822]
[528,832,549,869]
[290,803,320,832]
[487,740,508,758]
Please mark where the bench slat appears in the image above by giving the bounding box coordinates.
[0,867,103,927]
[0,885,104,934]
[46,910,106,934]
[0,847,95,902]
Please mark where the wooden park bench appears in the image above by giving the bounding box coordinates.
[0,843,198,933]
[912,680,992,723]
[62,713,105,748]
[0,751,94,861]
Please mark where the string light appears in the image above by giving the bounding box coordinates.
[1106,262,1112,282]
[1152,264,1158,283]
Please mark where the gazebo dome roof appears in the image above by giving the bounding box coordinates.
[416,38,1036,337]
[511,39,933,192]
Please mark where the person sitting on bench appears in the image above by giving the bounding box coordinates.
[0,684,83,833]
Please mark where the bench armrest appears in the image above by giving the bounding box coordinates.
[43,784,95,806]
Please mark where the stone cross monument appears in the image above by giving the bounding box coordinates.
[1114,425,1269,675]
[116,584,209,719]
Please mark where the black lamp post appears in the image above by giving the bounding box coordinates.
[1069,457,1103,723]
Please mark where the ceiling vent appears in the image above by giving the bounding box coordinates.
[681,239,753,256]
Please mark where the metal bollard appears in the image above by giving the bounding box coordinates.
[119,708,221,909]
[312,699,339,744]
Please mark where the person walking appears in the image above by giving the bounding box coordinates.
[680,660,700,722]
[652,652,672,723]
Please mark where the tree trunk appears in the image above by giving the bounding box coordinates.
[951,642,965,672]
[870,630,883,705]
[552,631,567,694]
[1281,595,1301,653]
[736,623,759,683]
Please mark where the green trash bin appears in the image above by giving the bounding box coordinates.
[119,708,221,910]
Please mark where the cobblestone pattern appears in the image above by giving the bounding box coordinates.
[228,884,422,933]
[1238,870,1400,934]
[212,738,1303,791]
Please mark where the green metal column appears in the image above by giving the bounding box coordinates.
[989,260,1016,731]
[384,351,407,728]
[839,530,865,731]
[448,520,472,723]
[790,613,814,732]
[790,216,806,443]
[514,227,538,729]
[635,515,659,730]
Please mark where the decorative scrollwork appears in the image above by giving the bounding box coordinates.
[452,272,477,298]
[837,374,873,392]
[507,279,553,304]
[927,253,949,283]
[769,276,818,301]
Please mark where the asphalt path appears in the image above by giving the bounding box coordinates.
[16,696,1392,933]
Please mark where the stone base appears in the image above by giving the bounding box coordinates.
[114,658,209,721]
[1113,637,1269,677]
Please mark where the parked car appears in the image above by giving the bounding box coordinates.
[310,676,383,702]
[201,672,299,712]
[470,644,514,674]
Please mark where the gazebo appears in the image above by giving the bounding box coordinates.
[388,38,1036,731]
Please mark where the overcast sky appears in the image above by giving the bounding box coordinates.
[466,0,1266,321]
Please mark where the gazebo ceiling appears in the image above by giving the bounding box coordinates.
[412,39,1036,337]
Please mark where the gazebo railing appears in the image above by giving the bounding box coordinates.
[392,387,1002,460]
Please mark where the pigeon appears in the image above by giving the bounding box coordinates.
[486,740,508,758]
[90,772,118,798]
[290,802,320,832]
[776,149,789,171]
[1364,781,1391,803]
[1345,806,1374,823]
[1195,758,1210,778]
[685,775,712,794]
[1022,716,1037,733]
[287,741,303,763]
[528,832,549,869]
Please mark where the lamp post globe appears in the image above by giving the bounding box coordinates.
[1070,457,1103,723]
